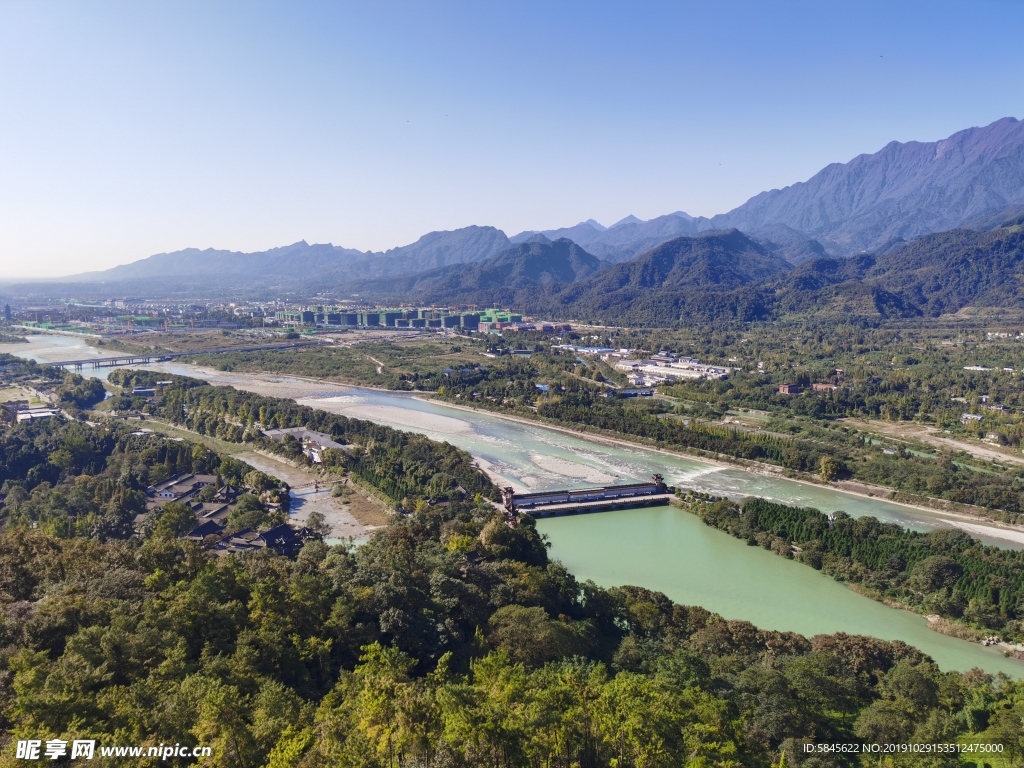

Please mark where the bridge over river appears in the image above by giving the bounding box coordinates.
[50,339,329,371]
[503,476,673,518]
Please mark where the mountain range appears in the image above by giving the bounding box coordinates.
[313,214,1024,326]
[75,225,512,285]
[512,117,1024,262]
[479,214,1024,326]
[7,117,1024,322]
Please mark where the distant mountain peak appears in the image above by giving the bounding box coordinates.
[611,214,644,228]
[583,219,607,231]
[711,116,1024,255]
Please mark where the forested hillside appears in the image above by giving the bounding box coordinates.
[355,229,792,326]
[359,237,604,306]
[449,219,1024,326]
[866,220,1024,315]
[544,229,789,324]
[335,217,1024,326]
[10,500,1024,767]
[0,416,263,540]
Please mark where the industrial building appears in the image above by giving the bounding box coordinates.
[614,352,731,386]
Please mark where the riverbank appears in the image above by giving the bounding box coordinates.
[424,396,1024,547]
[686,499,1024,654]
[130,360,1024,547]
[0,335,104,362]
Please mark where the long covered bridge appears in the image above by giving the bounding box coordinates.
[50,339,329,371]
[502,475,674,519]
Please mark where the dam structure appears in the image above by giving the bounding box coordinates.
[503,475,673,519]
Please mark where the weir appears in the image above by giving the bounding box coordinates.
[503,475,673,519]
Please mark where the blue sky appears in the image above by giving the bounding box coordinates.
[1,0,1022,277]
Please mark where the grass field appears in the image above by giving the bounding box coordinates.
[185,337,488,387]
[0,386,46,406]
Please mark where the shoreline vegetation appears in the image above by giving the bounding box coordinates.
[133,361,1024,654]
[685,494,1024,651]
[123,359,1024,659]
[105,368,496,508]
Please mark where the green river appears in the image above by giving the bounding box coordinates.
[5,336,1023,676]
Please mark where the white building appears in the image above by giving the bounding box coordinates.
[15,408,59,422]
[615,353,731,384]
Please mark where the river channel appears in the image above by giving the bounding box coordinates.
[5,335,1023,676]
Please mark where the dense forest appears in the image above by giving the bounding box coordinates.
[693,496,1024,643]
[0,407,288,542]
[3,496,1024,766]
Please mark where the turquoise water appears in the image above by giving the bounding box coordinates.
[539,505,1024,676]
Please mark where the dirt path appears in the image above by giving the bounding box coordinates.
[841,418,1024,466]
[237,452,390,537]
